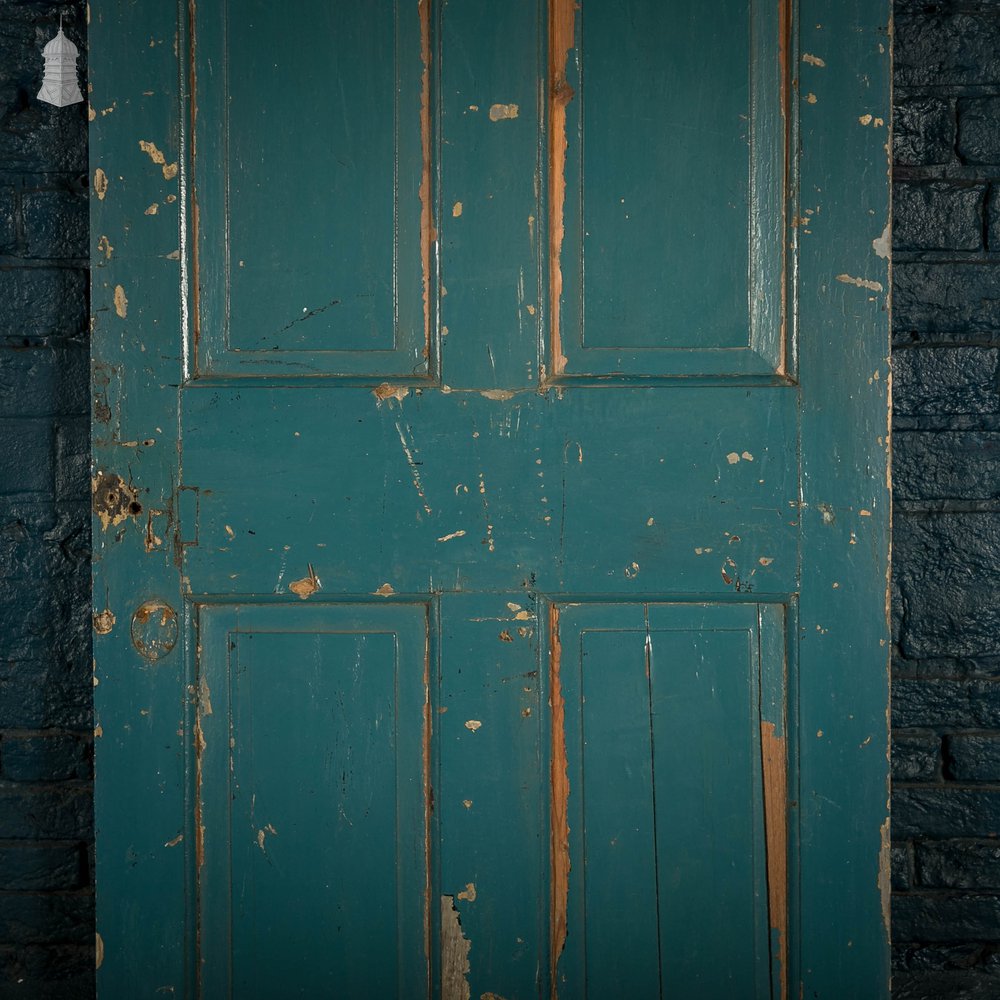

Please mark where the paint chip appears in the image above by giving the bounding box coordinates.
[726,452,741,465]
[488,103,519,121]
[94,168,108,200]
[438,529,467,543]
[836,273,883,293]
[113,285,128,318]
[452,201,463,217]
[138,139,179,180]
[289,564,321,599]
[373,583,395,596]
[464,720,482,732]
[457,882,477,902]
[802,53,826,67]
[373,383,409,405]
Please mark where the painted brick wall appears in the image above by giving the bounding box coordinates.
[0,2,93,998]
[0,1,998,998]
[891,1,1000,998]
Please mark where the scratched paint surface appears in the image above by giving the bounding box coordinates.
[91,0,890,998]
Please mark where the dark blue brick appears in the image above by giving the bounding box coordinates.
[894,732,943,781]
[894,679,1000,730]
[959,98,1000,166]
[0,736,90,783]
[894,183,985,253]
[917,841,1000,891]
[894,787,1000,839]
[895,432,1000,503]
[0,893,93,946]
[896,13,1000,88]
[0,786,92,842]
[894,892,1000,943]
[893,348,999,417]
[895,514,1000,659]
[0,270,88,346]
[895,264,1000,341]
[0,843,84,892]
[893,970,1000,1000]
[21,188,88,261]
[894,96,955,168]
[0,420,53,496]
[947,735,1000,783]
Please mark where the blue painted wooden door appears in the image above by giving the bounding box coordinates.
[90,1,891,997]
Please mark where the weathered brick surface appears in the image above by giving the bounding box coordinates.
[958,97,1000,164]
[0,1,93,995]
[894,264,1000,340]
[895,432,1000,502]
[947,734,1000,782]
[892,9,1000,993]
[894,514,1000,658]
[895,12,1000,87]
[894,182,985,252]
[917,841,1000,889]
[894,95,956,167]
[893,347,999,415]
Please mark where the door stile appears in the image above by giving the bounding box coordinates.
[795,1,891,995]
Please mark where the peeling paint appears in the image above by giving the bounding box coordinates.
[480,389,515,401]
[138,139,179,180]
[760,720,788,1000]
[373,583,396,597]
[452,201,463,217]
[457,882,477,902]
[91,472,141,530]
[878,817,891,938]
[549,604,569,998]
[548,0,575,379]
[95,932,104,970]
[289,564,321,599]
[373,382,410,405]
[835,273,883,293]
[113,284,128,318]
[488,103,519,121]
[441,896,471,1000]
[872,222,890,259]
[438,530,467,543]
[801,52,826,67]
[97,235,113,260]
[94,167,108,200]
[464,720,482,732]
[93,608,116,635]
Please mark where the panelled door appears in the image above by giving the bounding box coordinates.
[90,1,891,997]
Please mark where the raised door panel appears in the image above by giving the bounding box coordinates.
[552,602,790,998]
[196,603,431,997]
[550,0,790,380]
[192,2,431,379]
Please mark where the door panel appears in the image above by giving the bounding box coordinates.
[193,1,429,378]
[90,0,891,996]
[197,603,431,997]
[555,602,785,999]
[555,0,788,378]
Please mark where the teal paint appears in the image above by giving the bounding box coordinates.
[91,1,890,997]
